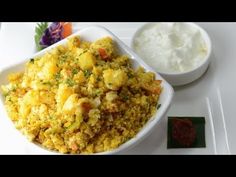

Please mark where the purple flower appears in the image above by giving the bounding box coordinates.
[39,22,63,48]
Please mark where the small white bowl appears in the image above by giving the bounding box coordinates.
[131,23,212,86]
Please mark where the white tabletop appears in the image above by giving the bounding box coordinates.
[0,22,235,154]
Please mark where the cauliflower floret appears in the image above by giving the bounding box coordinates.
[37,54,58,80]
[105,91,118,102]
[103,69,127,90]
[78,52,96,70]
[56,84,74,109]
[39,91,55,105]
[19,90,40,118]
[88,109,100,126]
[22,90,40,106]
[62,94,79,114]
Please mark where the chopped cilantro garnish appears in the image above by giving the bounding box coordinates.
[94,90,101,96]
[55,72,61,81]
[157,104,161,110]
[59,54,67,64]
[7,97,13,103]
[66,78,75,87]
[30,58,35,63]
[123,95,129,101]
[42,81,52,86]
[83,70,92,78]
[127,72,134,78]
[72,68,79,75]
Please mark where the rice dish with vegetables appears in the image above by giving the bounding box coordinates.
[1,36,162,154]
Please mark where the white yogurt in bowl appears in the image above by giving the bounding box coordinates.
[131,22,212,86]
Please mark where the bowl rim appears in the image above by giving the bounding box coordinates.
[0,25,174,155]
[131,22,212,76]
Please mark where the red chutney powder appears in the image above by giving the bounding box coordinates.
[172,118,196,147]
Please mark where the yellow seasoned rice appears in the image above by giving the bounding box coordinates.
[1,36,162,154]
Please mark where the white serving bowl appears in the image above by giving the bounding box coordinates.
[131,22,212,86]
[0,26,174,154]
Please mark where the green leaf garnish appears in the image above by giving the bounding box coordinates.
[34,22,48,51]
